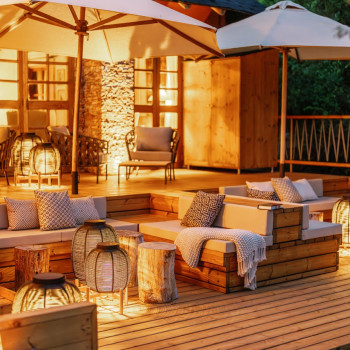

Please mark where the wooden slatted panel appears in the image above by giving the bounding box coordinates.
[97,264,350,349]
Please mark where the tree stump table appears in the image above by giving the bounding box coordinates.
[14,245,50,291]
[116,230,144,288]
[138,242,177,303]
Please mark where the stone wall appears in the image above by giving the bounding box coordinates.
[81,59,134,174]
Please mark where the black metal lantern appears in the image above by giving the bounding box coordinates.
[12,132,42,176]
[29,142,60,175]
[332,195,350,244]
[12,272,81,313]
[72,220,119,283]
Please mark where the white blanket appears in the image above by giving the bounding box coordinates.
[175,227,266,290]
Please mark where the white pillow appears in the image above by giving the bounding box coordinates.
[293,179,318,201]
[246,181,274,192]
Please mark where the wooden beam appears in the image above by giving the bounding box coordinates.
[0,2,46,39]
[88,13,126,31]
[90,19,156,31]
[15,4,75,30]
[68,5,79,25]
[26,13,71,30]
[156,19,223,57]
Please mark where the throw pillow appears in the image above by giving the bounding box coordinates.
[5,198,40,231]
[246,188,279,201]
[293,179,318,201]
[34,190,76,231]
[181,191,225,227]
[246,181,275,192]
[271,177,302,203]
[71,196,100,225]
[135,126,172,152]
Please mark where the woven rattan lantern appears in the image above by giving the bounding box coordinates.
[72,220,119,283]
[85,242,130,314]
[12,132,42,176]
[12,272,81,313]
[332,195,350,244]
[29,142,60,175]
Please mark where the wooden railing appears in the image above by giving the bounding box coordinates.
[284,115,350,171]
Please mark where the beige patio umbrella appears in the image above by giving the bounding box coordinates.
[217,0,350,177]
[0,0,222,193]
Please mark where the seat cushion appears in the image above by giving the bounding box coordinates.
[302,220,342,240]
[131,151,172,161]
[139,220,273,253]
[305,196,340,212]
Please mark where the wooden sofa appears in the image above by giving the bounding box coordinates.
[138,194,342,293]
[0,196,137,289]
[219,178,339,222]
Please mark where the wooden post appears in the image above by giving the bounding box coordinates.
[116,230,144,287]
[72,7,86,195]
[138,242,177,303]
[14,245,50,291]
[279,48,289,178]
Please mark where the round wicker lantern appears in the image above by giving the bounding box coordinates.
[12,272,81,313]
[12,132,42,176]
[332,195,350,244]
[29,142,60,175]
[72,220,119,283]
[85,242,130,293]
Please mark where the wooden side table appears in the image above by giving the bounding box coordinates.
[14,245,50,291]
[116,230,144,288]
[138,242,177,303]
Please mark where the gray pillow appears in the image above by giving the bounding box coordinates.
[181,191,225,227]
[135,126,172,152]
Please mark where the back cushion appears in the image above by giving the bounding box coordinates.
[178,196,273,235]
[135,126,172,152]
[307,179,323,197]
[92,197,107,219]
[0,204,9,229]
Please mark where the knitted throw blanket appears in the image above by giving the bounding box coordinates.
[175,227,266,290]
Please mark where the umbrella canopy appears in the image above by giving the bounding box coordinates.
[0,0,221,61]
[0,0,222,193]
[217,0,350,176]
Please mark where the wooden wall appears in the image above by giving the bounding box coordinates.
[183,50,279,170]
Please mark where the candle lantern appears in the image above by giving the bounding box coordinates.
[85,242,130,314]
[12,132,42,176]
[332,195,350,244]
[12,272,81,313]
[29,142,60,175]
[72,220,119,283]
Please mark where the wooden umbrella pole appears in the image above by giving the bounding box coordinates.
[72,7,86,194]
[279,48,289,178]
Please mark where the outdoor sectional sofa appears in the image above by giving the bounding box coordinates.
[139,194,342,293]
[0,196,137,288]
[219,178,339,221]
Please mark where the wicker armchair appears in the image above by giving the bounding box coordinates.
[47,128,108,184]
[0,129,16,185]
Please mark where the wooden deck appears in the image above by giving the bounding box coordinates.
[0,168,348,199]
[97,254,350,349]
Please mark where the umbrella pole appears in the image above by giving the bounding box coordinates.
[72,8,86,194]
[279,48,288,178]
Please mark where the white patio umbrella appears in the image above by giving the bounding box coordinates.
[217,0,350,177]
[0,0,222,193]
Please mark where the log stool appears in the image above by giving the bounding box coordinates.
[138,242,177,303]
[14,245,50,291]
[116,230,144,288]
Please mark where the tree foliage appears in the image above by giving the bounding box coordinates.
[258,0,350,115]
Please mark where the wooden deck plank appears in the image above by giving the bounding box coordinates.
[97,262,350,350]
